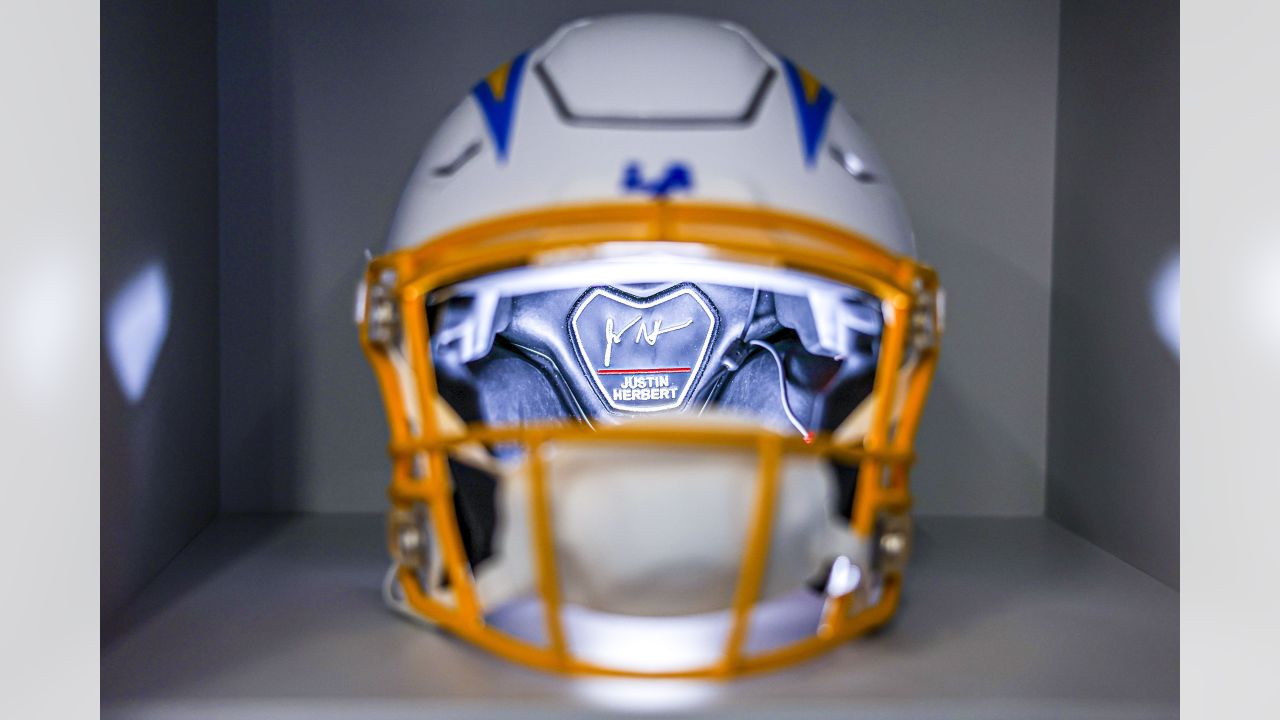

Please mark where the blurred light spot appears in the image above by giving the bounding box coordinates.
[573,678,719,714]
[106,261,170,403]
[830,144,874,182]
[1150,250,1179,359]
[5,251,83,408]
[489,598,733,673]
[489,590,829,674]
[562,605,730,674]
[824,554,861,597]
[1252,242,1280,357]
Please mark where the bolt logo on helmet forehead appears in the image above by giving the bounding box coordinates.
[569,284,719,413]
[358,13,942,678]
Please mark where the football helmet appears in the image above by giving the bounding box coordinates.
[358,14,942,677]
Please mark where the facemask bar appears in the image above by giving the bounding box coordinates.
[359,201,941,678]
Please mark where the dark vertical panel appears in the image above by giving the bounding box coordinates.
[217,0,302,512]
[101,0,220,635]
[1047,1,1179,586]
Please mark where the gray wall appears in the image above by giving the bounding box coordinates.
[219,1,1061,515]
[1046,1,1179,586]
[102,0,220,629]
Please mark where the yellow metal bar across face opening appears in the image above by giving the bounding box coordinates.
[361,201,941,677]
[387,423,915,464]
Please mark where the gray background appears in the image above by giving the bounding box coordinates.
[217,0,1061,516]
[102,0,1179,630]
[1047,0,1180,587]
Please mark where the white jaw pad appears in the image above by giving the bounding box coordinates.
[474,423,869,618]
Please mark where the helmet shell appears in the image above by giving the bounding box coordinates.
[387,14,916,257]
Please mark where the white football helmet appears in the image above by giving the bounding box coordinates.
[358,14,942,677]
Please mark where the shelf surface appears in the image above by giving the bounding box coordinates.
[102,515,1177,719]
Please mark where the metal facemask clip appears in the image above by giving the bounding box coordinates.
[366,269,401,348]
[910,280,943,355]
[387,505,430,571]
[874,512,913,578]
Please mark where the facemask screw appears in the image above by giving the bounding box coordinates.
[880,531,908,559]
[398,526,422,557]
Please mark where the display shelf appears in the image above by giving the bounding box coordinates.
[102,515,1177,719]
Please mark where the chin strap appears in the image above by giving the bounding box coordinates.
[749,339,814,444]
